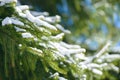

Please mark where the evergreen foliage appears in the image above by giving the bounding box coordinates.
[0,0,120,80]
[19,0,120,52]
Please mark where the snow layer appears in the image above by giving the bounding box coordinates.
[30,47,43,53]
[92,69,103,75]
[55,24,71,34]
[59,77,67,80]
[16,5,29,11]
[2,17,12,26]
[2,17,24,26]
[50,33,64,40]
[25,10,57,31]
[22,32,33,38]
[0,0,17,6]
[14,26,26,32]
[43,15,61,23]
[31,11,49,16]
[49,41,86,57]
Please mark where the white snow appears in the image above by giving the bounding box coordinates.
[59,77,67,80]
[43,15,61,23]
[2,17,12,26]
[37,27,51,34]
[49,41,86,57]
[80,64,87,69]
[87,63,100,68]
[55,15,61,22]
[67,48,86,54]
[25,10,57,31]
[35,18,57,30]
[0,0,17,6]
[2,17,24,26]
[55,24,71,34]
[11,18,24,26]
[53,51,65,58]
[16,5,29,11]
[74,54,86,60]
[30,47,43,53]
[24,10,35,21]
[36,15,45,20]
[15,6,27,18]
[99,54,120,62]
[31,11,49,16]
[14,26,26,32]
[41,36,49,40]
[95,41,111,58]
[92,69,103,75]
[81,74,87,80]
[49,72,59,78]
[34,38,38,41]
[19,13,27,18]
[15,7,22,13]
[18,44,22,47]
[22,32,34,38]
[60,42,81,49]
[50,33,64,40]
[39,43,47,48]
[100,63,108,67]
[110,64,119,72]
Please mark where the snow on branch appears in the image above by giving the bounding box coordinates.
[0,0,17,6]
[0,1,120,80]
[2,17,24,26]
